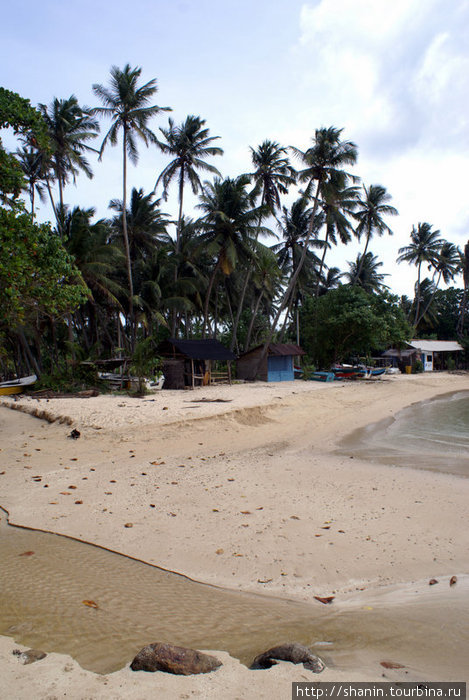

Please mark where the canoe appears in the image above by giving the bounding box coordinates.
[0,374,37,395]
[311,371,335,382]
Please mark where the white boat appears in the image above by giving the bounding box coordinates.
[0,374,37,395]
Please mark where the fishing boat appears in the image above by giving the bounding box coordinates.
[330,365,367,379]
[0,374,37,395]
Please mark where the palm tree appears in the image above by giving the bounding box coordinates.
[197,175,268,338]
[457,240,469,338]
[352,184,398,284]
[397,222,444,326]
[109,187,171,262]
[317,172,359,290]
[229,140,294,350]
[15,144,47,215]
[250,127,357,374]
[92,64,170,343]
[39,95,99,214]
[344,251,389,293]
[415,241,461,327]
[155,115,223,253]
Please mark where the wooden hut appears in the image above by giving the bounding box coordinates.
[237,343,305,382]
[158,339,236,389]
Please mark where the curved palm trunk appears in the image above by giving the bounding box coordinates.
[46,176,59,229]
[170,168,185,337]
[251,182,322,377]
[315,229,330,298]
[413,261,422,327]
[416,271,441,328]
[244,289,264,351]
[230,195,265,352]
[202,259,221,339]
[122,126,135,348]
[354,229,371,285]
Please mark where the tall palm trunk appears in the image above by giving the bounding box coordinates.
[122,126,135,347]
[245,290,264,351]
[202,259,221,339]
[353,229,371,284]
[315,228,330,297]
[230,195,265,352]
[416,271,442,328]
[413,262,422,327]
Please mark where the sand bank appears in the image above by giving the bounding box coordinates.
[1,372,469,696]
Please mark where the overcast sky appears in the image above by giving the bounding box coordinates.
[2,0,469,296]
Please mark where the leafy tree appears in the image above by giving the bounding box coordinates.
[300,285,412,369]
[92,64,170,338]
[0,204,88,326]
[0,87,48,203]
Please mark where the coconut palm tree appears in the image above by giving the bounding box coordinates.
[39,95,99,215]
[155,115,223,253]
[316,172,359,290]
[109,187,171,262]
[352,184,398,284]
[197,175,269,338]
[249,127,357,375]
[92,64,170,343]
[228,140,295,350]
[15,144,47,215]
[397,222,444,326]
[415,241,461,327]
[344,251,389,294]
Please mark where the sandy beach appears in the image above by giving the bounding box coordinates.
[1,372,468,698]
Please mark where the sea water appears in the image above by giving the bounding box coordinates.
[340,391,469,476]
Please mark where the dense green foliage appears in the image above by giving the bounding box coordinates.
[300,286,412,368]
[0,205,88,327]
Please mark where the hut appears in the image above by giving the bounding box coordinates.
[237,343,305,382]
[157,339,236,389]
[382,340,463,372]
[407,340,463,371]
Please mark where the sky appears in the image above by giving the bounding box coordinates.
[2,0,469,297]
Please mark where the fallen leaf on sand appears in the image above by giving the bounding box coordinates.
[321,526,331,530]
[171,481,178,485]
[124,523,133,528]
[82,600,99,609]
[49,502,58,505]
[240,511,252,515]
[19,551,34,557]
[216,548,224,555]
[150,504,155,508]
[60,492,71,495]
[429,578,439,586]
[290,515,300,520]
[380,661,405,669]
[314,596,335,605]
[450,575,457,586]
[232,553,243,557]
[258,578,273,584]
[74,500,83,504]
[68,485,77,489]
[227,478,235,482]
[212,509,220,512]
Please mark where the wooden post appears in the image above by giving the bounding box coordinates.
[191,358,195,388]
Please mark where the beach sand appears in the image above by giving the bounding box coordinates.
[1,372,468,697]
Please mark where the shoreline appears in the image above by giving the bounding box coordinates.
[1,372,469,696]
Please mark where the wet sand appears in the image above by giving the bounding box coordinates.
[1,372,469,697]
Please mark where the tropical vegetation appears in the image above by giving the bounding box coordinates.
[0,73,467,383]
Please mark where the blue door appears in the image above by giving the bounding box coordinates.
[267,355,294,381]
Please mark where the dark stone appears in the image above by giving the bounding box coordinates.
[13,649,47,665]
[130,642,222,675]
[250,643,325,673]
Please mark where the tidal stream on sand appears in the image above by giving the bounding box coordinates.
[1,508,468,680]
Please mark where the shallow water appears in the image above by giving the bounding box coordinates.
[339,391,469,476]
[1,509,468,680]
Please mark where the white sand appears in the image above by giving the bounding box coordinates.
[1,372,469,697]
